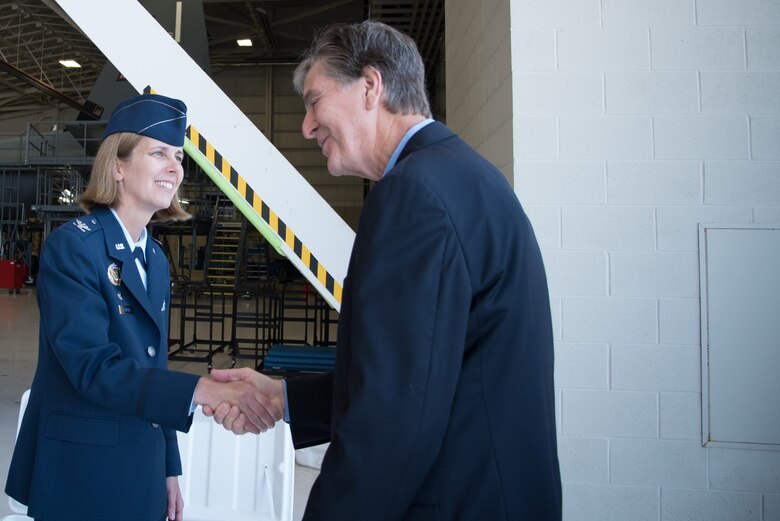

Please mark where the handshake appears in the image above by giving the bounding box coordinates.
[193,368,283,434]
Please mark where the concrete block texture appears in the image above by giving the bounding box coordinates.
[750,117,780,160]
[477,117,514,171]
[651,27,745,70]
[514,72,603,116]
[557,436,609,484]
[512,29,556,71]
[563,484,659,521]
[659,298,700,345]
[765,494,780,521]
[516,160,605,204]
[560,117,653,159]
[558,28,649,71]
[747,28,780,69]
[610,251,699,297]
[562,297,657,344]
[656,206,753,251]
[562,206,655,251]
[705,160,780,206]
[554,342,610,389]
[654,116,750,160]
[754,207,780,223]
[601,0,696,27]
[701,71,780,115]
[611,439,708,488]
[482,33,512,95]
[697,0,780,26]
[562,389,657,437]
[521,204,561,249]
[482,0,512,67]
[607,160,702,205]
[661,489,761,521]
[659,392,701,440]
[606,71,699,114]
[505,0,780,518]
[611,344,700,392]
[513,0,600,27]
[514,117,559,159]
[544,250,608,296]
[709,449,780,493]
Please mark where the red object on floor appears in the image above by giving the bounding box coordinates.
[0,260,27,294]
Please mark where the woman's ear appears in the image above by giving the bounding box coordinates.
[363,66,383,110]
[112,159,124,182]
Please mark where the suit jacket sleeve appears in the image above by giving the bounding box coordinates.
[302,173,472,519]
[286,371,333,448]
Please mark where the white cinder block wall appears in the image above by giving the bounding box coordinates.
[444,0,514,183]
[446,0,780,520]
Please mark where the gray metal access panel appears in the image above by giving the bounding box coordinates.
[700,224,780,449]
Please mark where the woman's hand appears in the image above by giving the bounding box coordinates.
[166,475,184,520]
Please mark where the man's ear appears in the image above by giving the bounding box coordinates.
[363,66,383,110]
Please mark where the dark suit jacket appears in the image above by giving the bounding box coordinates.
[287,122,562,520]
[5,207,200,521]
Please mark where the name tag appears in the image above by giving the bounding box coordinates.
[118,305,134,316]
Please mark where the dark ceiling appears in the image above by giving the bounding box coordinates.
[0,0,443,121]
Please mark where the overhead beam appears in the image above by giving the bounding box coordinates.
[0,58,100,119]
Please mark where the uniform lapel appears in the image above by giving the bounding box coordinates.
[144,237,168,328]
[93,208,160,332]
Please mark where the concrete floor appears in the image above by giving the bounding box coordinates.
[0,288,319,520]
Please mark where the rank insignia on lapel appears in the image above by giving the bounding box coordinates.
[115,243,125,250]
[107,263,121,286]
[116,291,124,301]
[73,219,91,233]
[161,300,166,312]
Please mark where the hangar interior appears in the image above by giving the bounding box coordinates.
[0,1,443,518]
[0,0,444,369]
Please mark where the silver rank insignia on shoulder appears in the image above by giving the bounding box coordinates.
[74,219,91,233]
[115,243,125,250]
[161,299,166,312]
[117,290,124,301]
[107,263,121,286]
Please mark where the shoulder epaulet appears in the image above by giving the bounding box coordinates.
[63,215,103,238]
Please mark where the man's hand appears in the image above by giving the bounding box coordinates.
[193,369,283,433]
[200,368,284,435]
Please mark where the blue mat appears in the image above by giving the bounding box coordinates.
[264,344,336,372]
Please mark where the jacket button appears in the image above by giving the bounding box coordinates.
[152,423,160,429]
[147,345,157,357]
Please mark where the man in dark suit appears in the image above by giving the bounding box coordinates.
[210,20,561,520]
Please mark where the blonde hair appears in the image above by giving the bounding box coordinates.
[79,132,191,222]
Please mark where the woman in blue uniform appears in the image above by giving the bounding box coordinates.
[4,93,281,521]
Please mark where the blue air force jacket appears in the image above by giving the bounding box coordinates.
[5,206,200,521]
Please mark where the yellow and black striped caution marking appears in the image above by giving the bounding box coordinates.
[186,126,343,305]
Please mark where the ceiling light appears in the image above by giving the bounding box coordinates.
[59,59,81,68]
[236,39,253,47]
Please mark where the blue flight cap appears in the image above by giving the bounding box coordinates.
[103,93,187,146]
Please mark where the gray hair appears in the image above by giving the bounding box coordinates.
[293,20,432,118]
